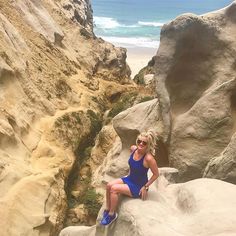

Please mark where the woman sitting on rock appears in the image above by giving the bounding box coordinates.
[100,131,159,226]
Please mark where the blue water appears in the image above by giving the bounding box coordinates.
[91,0,233,48]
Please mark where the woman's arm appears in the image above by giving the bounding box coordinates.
[139,154,159,200]
[145,154,159,187]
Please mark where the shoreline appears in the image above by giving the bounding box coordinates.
[126,47,157,78]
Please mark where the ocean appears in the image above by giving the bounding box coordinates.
[91,0,234,49]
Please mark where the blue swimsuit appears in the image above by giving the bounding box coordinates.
[122,149,149,198]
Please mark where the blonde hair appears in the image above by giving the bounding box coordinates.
[136,130,157,156]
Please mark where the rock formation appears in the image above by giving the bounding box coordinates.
[95,177,236,236]
[0,0,134,235]
[2,0,236,235]
[60,173,236,236]
[59,1,236,235]
[93,0,236,187]
[155,1,236,182]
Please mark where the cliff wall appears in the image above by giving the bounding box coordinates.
[0,0,132,235]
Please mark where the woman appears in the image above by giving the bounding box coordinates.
[100,131,159,226]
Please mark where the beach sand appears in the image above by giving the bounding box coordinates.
[126,47,157,78]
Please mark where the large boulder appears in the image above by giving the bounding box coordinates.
[154,1,236,182]
[59,177,236,236]
[97,178,236,236]
[60,225,96,236]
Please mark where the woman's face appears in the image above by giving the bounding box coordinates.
[136,136,148,152]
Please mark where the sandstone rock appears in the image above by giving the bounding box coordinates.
[0,12,29,70]
[133,56,156,86]
[71,217,79,223]
[2,0,236,235]
[74,204,88,222]
[60,178,236,236]
[159,167,179,183]
[59,225,96,236]
[0,57,14,77]
[15,0,64,43]
[0,0,132,235]
[143,73,154,85]
[0,170,67,236]
[82,129,111,190]
[71,190,80,198]
[113,99,162,148]
[92,42,131,82]
[97,178,236,236]
[154,2,236,181]
[203,132,236,183]
[90,124,117,167]
[60,0,93,34]
[52,110,91,149]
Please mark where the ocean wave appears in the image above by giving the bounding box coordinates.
[100,36,159,49]
[138,21,165,27]
[94,16,121,29]
[94,16,165,29]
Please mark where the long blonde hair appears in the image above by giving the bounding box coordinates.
[136,130,157,156]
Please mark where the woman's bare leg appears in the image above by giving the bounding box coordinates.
[106,179,124,210]
[109,183,132,215]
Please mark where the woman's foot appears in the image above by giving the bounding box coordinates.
[100,212,118,226]
[102,209,109,218]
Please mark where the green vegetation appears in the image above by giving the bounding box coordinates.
[68,197,77,209]
[80,187,102,217]
[87,109,102,136]
[108,91,138,118]
[91,96,108,112]
[138,95,155,103]
[75,109,102,161]
[54,112,82,128]
[69,170,102,217]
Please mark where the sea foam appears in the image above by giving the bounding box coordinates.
[138,21,165,27]
[100,36,160,49]
[94,16,121,29]
[94,16,165,29]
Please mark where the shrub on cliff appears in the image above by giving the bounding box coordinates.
[81,187,102,217]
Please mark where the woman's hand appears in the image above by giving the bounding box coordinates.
[139,186,148,200]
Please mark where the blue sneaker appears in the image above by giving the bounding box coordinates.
[100,212,118,226]
[102,209,109,218]
[100,210,109,225]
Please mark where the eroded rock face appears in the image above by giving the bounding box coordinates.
[155,2,236,182]
[0,0,131,235]
[203,132,236,183]
[60,0,93,33]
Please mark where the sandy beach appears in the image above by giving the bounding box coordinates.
[126,47,157,78]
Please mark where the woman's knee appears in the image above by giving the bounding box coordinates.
[106,182,114,191]
[110,184,120,194]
